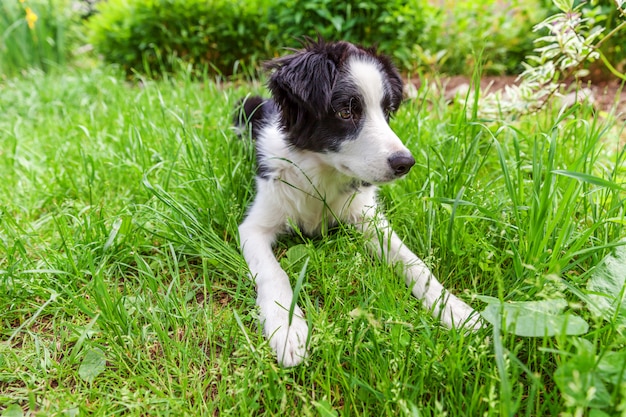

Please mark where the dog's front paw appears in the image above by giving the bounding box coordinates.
[460,308,485,331]
[262,304,309,367]
[444,295,485,331]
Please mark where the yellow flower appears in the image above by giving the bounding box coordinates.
[25,7,38,29]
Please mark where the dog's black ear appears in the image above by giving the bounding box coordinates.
[266,45,337,123]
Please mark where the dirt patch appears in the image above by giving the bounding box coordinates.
[410,75,626,120]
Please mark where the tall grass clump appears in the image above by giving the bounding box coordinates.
[0,0,70,77]
[389,87,626,414]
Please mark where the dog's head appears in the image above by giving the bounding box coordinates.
[266,39,415,184]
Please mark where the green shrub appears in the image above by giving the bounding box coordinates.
[579,0,625,80]
[535,0,625,81]
[264,0,549,75]
[266,0,431,72]
[87,0,270,77]
[84,0,554,78]
[0,0,69,77]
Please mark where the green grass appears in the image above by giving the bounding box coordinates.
[1,67,625,416]
[0,0,69,78]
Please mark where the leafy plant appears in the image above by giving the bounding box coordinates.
[587,243,626,328]
[266,0,430,72]
[480,296,589,337]
[554,338,626,414]
[542,0,626,80]
[479,0,626,119]
[86,0,270,77]
[78,347,107,383]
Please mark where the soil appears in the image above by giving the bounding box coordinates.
[409,75,626,120]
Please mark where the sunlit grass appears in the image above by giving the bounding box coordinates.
[0,67,625,415]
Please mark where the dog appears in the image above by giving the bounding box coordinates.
[235,39,482,367]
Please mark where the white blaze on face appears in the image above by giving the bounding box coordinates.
[327,57,412,184]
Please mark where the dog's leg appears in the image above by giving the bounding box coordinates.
[239,201,309,367]
[358,212,482,330]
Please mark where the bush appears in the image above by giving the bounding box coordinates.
[87,0,270,77]
[579,0,625,80]
[265,0,549,75]
[266,0,430,72]
[534,0,625,81]
[85,0,554,77]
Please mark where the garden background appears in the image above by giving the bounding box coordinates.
[1,0,626,416]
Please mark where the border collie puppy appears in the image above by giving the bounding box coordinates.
[236,39,482,367]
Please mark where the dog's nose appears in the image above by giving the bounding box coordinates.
[388,152,415,176]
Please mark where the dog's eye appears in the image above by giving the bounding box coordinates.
[336,108,352,120]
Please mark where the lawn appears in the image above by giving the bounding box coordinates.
[1,66,625,416]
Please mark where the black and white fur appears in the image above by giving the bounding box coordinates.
[236,40,482,367]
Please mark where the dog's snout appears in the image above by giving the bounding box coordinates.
[388,152,415,177]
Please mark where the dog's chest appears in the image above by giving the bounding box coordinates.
[282,181,358,235]
[256,132,376,235]
[271,167,362,236]
[294,194,349,235]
